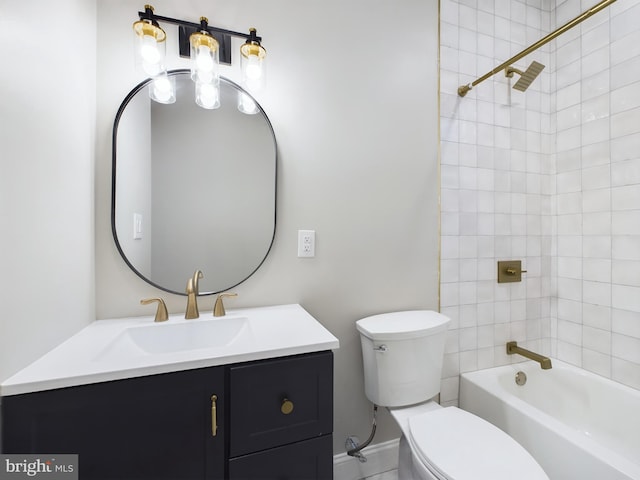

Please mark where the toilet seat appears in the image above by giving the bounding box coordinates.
[407,407,548,480]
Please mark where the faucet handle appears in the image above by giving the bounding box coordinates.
[140,298,169,322]
[213,293,238,317]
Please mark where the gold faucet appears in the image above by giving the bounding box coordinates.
[506,341,552,369]
[185,270,203,319]
[213,293,237,317]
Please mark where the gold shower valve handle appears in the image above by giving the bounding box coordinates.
[506,267,527,275]
[281,398,294,415]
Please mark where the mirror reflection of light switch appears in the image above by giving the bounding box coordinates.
[133,213,143,240]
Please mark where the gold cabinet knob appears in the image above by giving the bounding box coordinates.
[281,398,294,415]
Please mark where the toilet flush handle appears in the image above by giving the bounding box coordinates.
[373,344,388,352]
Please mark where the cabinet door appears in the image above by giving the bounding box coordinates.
[228,351,333,457]
[228,435,333,480]
[1,367,225,480]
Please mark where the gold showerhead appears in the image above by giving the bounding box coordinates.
[505,60,545,92]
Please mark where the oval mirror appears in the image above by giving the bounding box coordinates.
[112,70,276,295]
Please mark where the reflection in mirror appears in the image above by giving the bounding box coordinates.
[112,70,276,295]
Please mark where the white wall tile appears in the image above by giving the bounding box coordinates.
[612,260,640,287]
[612,308,640,339]
[440,0,640,403]
[612,210,640,235]
[583,326,611,355]
[612,333,640,363]
[612,235,640,260]
[611,30,640,66]
[612,357,640,390]
[612,285,640,313]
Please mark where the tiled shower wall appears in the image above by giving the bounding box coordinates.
[439,0,640,404]
[554,0,640,386]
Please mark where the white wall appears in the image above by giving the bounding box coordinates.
[95,0,440,453]
[0,0,96,382]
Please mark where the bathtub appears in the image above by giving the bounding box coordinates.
[460,360,640,480]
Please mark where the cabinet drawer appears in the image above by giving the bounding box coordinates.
[228,351,333,456]
[228,434,333,480]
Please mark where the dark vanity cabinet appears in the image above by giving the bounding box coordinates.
[1,367,227,480]
[1,351,333,480]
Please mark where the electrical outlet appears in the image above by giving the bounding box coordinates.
[297,230,315,257]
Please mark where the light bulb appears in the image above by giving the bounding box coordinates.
[245,55,263,80]
[190,30,219,85]
[150,75,175,104]
[196,45,214,72]
[140,34,161,64]
[240,40,266,92]
[196,82,220,109]
[238,92,258,115]
[133,19,166,77]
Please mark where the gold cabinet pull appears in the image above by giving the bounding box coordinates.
[211,395,218,436]
[281,398,294,415]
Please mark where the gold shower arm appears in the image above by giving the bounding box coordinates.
[458,0,617,97]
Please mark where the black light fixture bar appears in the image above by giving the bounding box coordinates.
[137,9,262,65]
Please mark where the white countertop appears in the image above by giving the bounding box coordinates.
[0,304,339,396]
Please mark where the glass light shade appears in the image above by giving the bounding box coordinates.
[190,32,219,84]
[133,19,167,77]
[240,42,266,92]
[237,92,258,115]
[149,73,176,104]
[195,81,220,109]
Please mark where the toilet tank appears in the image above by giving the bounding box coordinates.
[356,311,450,407]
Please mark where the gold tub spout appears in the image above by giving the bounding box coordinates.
[506,341,552,369]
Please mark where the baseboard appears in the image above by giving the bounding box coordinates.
[333,438,399,480]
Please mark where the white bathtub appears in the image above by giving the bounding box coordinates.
[460,360,640,480]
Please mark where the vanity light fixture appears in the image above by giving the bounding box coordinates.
[190,18,220,109]
[240,28,267,93]
[133,5,267,111]
[132,5,167,78]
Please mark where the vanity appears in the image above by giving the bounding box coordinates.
[1,58,337,478]
[0,304,339,480]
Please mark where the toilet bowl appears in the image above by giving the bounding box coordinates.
[356,311,549,480]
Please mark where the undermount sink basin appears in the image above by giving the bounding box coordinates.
[127,316,248,353]
[94,316,249,361]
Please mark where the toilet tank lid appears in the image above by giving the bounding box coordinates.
[356,310,450,341]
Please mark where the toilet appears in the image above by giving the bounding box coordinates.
[356,310,549,480]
